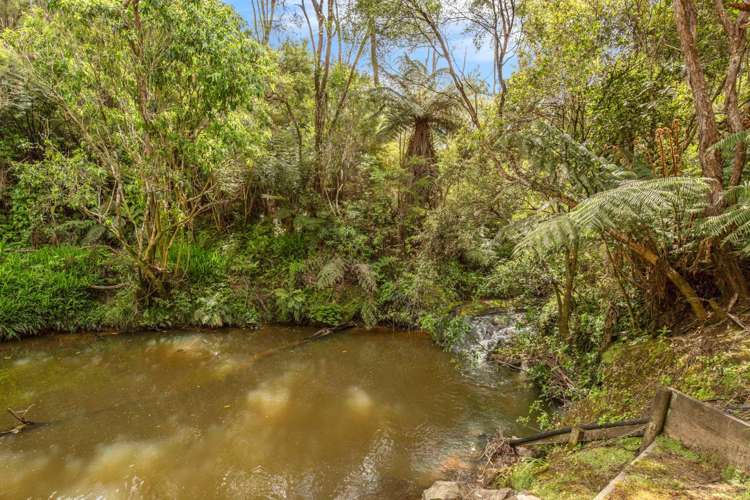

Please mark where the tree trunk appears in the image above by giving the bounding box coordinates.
[405,120,437,207]
[672,0,723,201]
[559,239,578,344]
[370,27,379,86]
[673,0,750,300]
[609,230,707,321]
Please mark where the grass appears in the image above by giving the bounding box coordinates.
[611,437,750,499]
[0,245,104,338]
[493,438,640,499]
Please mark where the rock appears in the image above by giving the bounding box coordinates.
[422,481,463,500]
[514,446,536,458]
[470,487,513,499]
[509,493,541,500]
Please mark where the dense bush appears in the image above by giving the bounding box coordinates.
[0,245,103,338]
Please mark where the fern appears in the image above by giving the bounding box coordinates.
[710,130,750,153]
[516,177,710,253]
[703,183,750,254]
[352,262,378,295]
[570,177,709,230]
[360,298,378,328]
[514,215,577,255]
[316,257,346,289]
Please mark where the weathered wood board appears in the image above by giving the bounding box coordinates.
[663,389,750,472]
[514,422,646,447]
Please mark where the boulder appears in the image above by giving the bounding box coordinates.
[470,487,513,499]
[510,493,541,500]
[422,481,463,500]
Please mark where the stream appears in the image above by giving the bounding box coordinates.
[0,325,537,499]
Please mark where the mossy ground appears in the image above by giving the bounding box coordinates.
[491,437,749,499]
[492,438,640,499]
[561,321,750,425]
[609,437,750,499]
[490,318,750,499]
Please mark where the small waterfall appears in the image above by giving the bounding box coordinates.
[450,310,526,363]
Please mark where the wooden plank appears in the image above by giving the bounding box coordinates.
[568,427,583,448]
[593,440,658,500]
[509,418,648,447]
[517,423,646,447]
[640,387,672,453]
[663,389,750,472]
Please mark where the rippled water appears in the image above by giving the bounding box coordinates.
[0,327,537,499]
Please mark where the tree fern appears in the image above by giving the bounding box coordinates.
[703,183,750,254]
[514,214,577,255]
[516,177,710,254]
[570,177,709,231]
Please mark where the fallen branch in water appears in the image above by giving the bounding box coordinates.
[245,323,357,364]
[0,405,37,437]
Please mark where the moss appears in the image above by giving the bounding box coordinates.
[561,325,750,425]
[495,438,639,499]
[611,437,749,499]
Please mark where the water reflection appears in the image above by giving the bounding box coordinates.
[0,327,537,499]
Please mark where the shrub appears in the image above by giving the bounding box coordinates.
[0,245,103,338]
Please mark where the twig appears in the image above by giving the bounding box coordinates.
[7,405,34,425]
[727,312,750,332]
[1,405,36,436]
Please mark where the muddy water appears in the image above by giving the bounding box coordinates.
[0,327,537,499]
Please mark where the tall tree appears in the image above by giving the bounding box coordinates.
[7,0,271,294]
[378,59,462,208]
[299,0,367,196]
[673,0,749,300]
[455,0,517,116]
[250,0,284,45]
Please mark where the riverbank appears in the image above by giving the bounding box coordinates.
[478,436,749,499]
[482,315,750,498]
[0,232,494,342]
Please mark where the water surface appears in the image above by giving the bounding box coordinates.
[0,327,537,499]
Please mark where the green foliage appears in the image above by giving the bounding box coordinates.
[0,245,103,337]
[419,313,471,348]
[2,0,273,292]
[703,183,750,254]
[506,459,548,490]
[273,288,307,323]
[516,177,710,254]
[309,301,344,326]
[169,237,232,285]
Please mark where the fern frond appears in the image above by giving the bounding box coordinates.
[710,130,750,153]
[515,177,710,254]
[352,262,378,295]
[360,298,378,328]
[703,183,750,253]
[316,257,346,290]
[514,214,578,255]
[570,177,709,231]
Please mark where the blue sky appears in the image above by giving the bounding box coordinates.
[223,0,514,86]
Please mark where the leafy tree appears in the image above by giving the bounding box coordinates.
[3,0,272,294]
